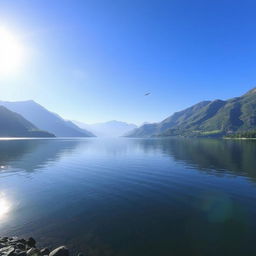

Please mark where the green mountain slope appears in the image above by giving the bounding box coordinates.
[0,106,55,137]
[127,88,256,138]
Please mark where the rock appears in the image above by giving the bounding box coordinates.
[0,237,70,256]
[18,239,26,245]
[0,245,15,256]
[17,252,27,256]
[15,243,26,250]
[26,238,36,248]
[40,248,50,255]
[49,246,69,256]
[26,248,41,256]
[0,237,8,243]
[9,237,19,242]
[0,243,6,249]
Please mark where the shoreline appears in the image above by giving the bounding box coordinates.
[224,137,256,140]
[0,236,80,256]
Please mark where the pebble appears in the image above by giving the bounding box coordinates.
[26,238,36,248]
[40,248,49,255]
[49,246,69,256]
[26,248,41,256]
[0,237,72,256]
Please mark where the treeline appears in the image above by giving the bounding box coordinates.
[226,130,256,138]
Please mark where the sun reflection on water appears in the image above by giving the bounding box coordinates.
[0,193,11,221]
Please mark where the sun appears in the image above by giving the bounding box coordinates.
[0,27,25,76]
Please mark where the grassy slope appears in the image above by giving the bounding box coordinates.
[127,88,256,138]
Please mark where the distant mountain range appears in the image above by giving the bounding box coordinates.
[73,120,137,137]
[0,106,54,137]
[2,87,256,138]
[127,88,256,138]
[0,100,95,137]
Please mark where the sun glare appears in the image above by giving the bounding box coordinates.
[0,27,25,76]
[0,193,11,221]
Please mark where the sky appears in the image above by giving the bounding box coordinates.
[0,0,256,125]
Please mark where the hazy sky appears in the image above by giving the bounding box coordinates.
[0,0,256,125]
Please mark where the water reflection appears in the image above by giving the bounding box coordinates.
[0,139,87,174]
[1,138,256,256]
[1,138,255,180]
[0,192,11,221]
[134,138,256,180]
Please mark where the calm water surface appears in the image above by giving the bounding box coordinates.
[1,138,256,256]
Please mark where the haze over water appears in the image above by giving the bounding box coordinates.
[1,138,256,256]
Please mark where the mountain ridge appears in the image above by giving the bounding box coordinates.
[73,120,137,137]
[0,100,95,137]
[127,88,256,138]
[0,106,54,137]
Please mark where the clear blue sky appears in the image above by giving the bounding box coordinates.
[0,0,256,125]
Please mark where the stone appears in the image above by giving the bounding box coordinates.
[26,238,36,248]
[49,246,69,256]
[18,239,26,245]
[9,237,19,242]
[17,252,27,256]
[0,237,8,243]
[0,243,6,249]
[0,237,69,256]
[26,248,41,256]
[40,248,50,255]
[15,243,26,250]
[0,245,15,256]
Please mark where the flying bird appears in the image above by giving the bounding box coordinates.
[144,92,151,96]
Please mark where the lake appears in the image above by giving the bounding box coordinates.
[1,138,256,256]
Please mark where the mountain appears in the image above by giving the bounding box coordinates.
[0,100,95,137]
[73,120,137,137]
[127,88,256,138]
[0,106,54,137]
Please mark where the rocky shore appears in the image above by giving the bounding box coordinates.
[0,237,78,256]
